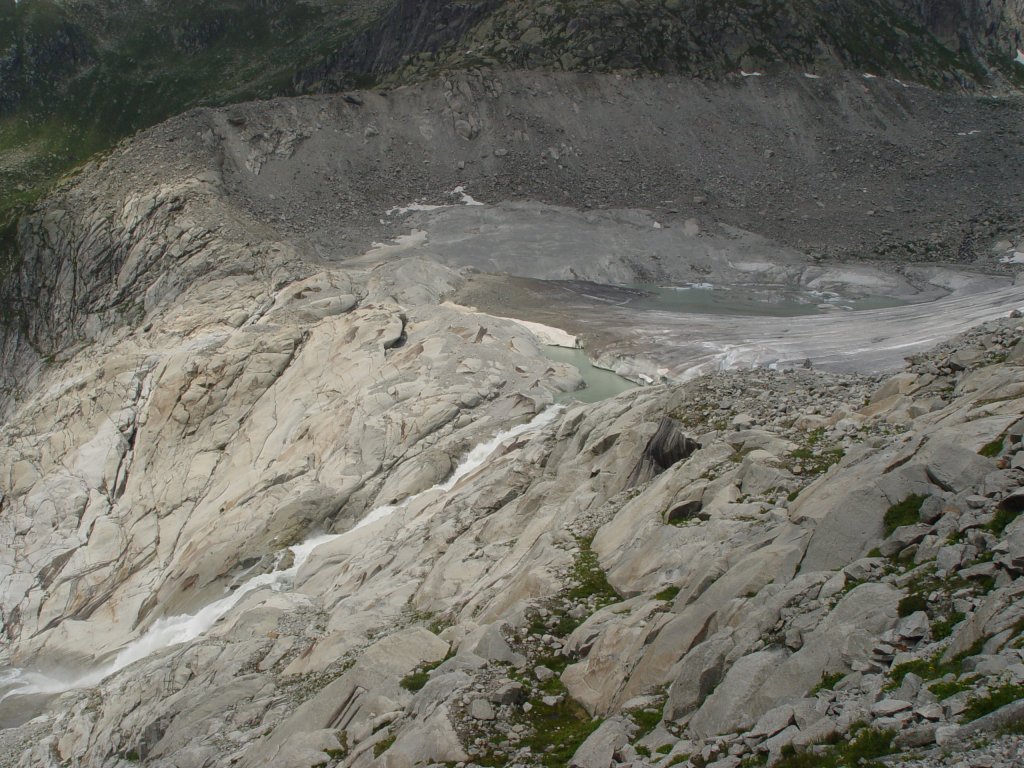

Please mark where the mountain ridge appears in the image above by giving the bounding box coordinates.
[2,0,1023,253]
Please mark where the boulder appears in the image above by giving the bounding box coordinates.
[943,581,1024,662]
[469,699,495,720]
[688,647,790,737]
[744,583,900,724]
[569,717,631,768]
[919,438,994,494]
[879,524,932,558]
[795,467,893,572]
[470,623,527,668]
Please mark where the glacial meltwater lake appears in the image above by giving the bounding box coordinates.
[540,346,637,403]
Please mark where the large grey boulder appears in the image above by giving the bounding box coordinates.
[943,581,1024,662]
[748,583,900,716]
[688,647,790,737]
[239,628,448,767]
[918,438,995,493]
[569,716,631,768]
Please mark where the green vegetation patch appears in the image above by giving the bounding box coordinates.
[655,585,680,602]
[883,495,928,536]
[811,670,846,695]
[928,675,979,700]
[788,445,845,476]
[0,0,372,270]
[987,505,1023,537]
[931,611,966,640]
[897,593,928,617]
[627,704,663,738]
[979,438,1005,457]
[399,657,447,692]
[373,733,396,758]
[963,683,1024,722]
[480,685,601,768]
[770,725,895,768]
[887,639,985,690]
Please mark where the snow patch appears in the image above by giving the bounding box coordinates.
[388,202,443,215]
[452,185,484,206]
[1015,50,1024,66]
[510,319,579,348]
[740,70,764,77]
[388,186,485,215]
[803,73,820,79]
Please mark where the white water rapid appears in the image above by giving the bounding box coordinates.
[0,406,562,703]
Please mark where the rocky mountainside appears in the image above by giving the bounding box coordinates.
[3,0,1023,250]
[303,0,1024,91]
[2,3,1024,768]
[0,60,1021,767]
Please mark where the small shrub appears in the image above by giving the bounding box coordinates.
[519,696,602,767]
[884,495,928,536]
[373,734,396,758]
[898,593,928,617]
[888,652,952,687]
[400,657,446,692]
[769,726,895,768]
[627,706,662,737]
[987,506,1022,536]
[998,719,1024,736]
[931,611,965,640]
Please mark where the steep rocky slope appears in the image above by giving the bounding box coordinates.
[2,4,1024,763]
[0,62,1022,768]
[300,0,1024,90]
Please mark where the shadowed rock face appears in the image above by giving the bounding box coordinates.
[300,0,1024,90]
[627,417,700,487]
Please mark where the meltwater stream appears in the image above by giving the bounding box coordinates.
[0,406,562,709]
